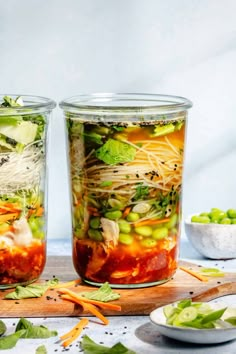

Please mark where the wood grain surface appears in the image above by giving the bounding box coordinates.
[0,256,235,318]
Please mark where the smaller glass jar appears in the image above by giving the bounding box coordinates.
[0,94,56,289]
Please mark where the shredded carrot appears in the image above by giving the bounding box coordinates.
[61,294,109,325]
[0,212,19,223]
[58,288,121,311]
[60,318,89,347]
[50,279,81,289]
[179,266,209,282]
[134,217,170,227]
[122,206,132,218]
[35,206,44,216]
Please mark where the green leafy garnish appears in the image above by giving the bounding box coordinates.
[81,282,120,302]
[133,183,149,201]
[112,126,125,132]
[36,345,47,354]
[95,139,136,165]
[16,318,57,338]
[0,330,25,350]
[83,132,103,145]
[81,335,136,354]
[0,320,6,336]
[1,96,23,107]
[0,318,57,350]
[4,278,59,299]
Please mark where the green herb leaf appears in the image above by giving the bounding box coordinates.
[36,345,47,354]
[4,278,59,300]
[0,320,6,336]
[83,132,103,145]
[225,317,236,326]
[16,318,57,339]
[81,335,136,354]
[112,126,125,132]
[0,330,26,350]
[95,139,136,165]
[81,282,120,302]
[1,96,23,107]
[133,184,149,201]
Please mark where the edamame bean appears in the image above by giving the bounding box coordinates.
[219,218,231,224]
[88,229,103,241]
[152,227,168,240]
[108,198,123,210]
[166,213,178,229]
[104,210,122,220]
[230,218,236,224]
[89,217,100,229]
[140,238,157,248]
[135,226,153,237]
[191,215,210,224]
[119,233,133,245]
[118,219,131,234]
[227,209,236,218]
[126,212,140,222]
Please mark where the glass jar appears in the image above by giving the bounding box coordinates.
[60,93,192,288]
[0,94,56,288]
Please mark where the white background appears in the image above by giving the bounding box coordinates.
[1,0,236,239]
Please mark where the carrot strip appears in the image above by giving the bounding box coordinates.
[61,294,109,325]
[50,279,81,289]
[0,212,19,223]
[58,288,121,311]
[35,206,44,216]
[179,266,209,282]
[60,318,89,347]
[122,206,131,218]
[134,217,170,227]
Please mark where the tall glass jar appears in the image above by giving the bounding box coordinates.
[60,93,192,288]
[0,95,56,288]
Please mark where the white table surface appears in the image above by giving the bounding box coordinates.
[2,236,236,354]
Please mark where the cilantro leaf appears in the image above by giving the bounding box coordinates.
[80,282,120,302]
[133,184,149,201]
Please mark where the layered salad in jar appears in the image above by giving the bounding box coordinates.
[67,112,186,287]
[0,96,47,287]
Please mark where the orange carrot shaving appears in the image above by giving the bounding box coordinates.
[61,294,109,325]
[179,266,209,282]
[60,318,89,347]
[134,217,170,227]
[122,206,131,218]
[58,288,121,311]
[50,279,81,289]
[35,206,44,216]
[0,212,19,223]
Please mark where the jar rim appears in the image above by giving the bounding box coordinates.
[0,94,56,115]
[59,93,192,115]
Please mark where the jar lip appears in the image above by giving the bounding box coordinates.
[0,94,56,115]
[59,93,192,115]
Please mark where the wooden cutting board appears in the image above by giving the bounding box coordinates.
[0,256,236,317]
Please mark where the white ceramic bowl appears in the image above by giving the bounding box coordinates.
[184,214,236,259]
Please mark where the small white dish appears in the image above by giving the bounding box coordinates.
[150,301,236,344]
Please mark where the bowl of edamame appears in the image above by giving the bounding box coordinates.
[184,208,236,259]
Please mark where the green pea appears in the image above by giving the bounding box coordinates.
[166,213,178,229]
[88,229,103,241]
[126,212,140,222]
[118,219,131,234]
[152,227,168,240]
[119,233,133,245]
[104,210,122,220]
[135,226,153,237]
[227,209,236,218]
[219,218,231,225]
[140,238,157,248]
[191,215,210,224]
[89,217,100,229]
